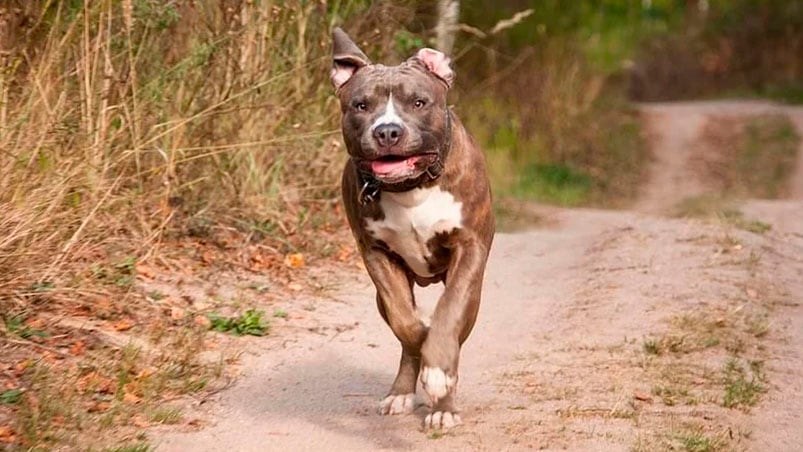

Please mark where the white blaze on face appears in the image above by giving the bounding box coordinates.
[366,186,462,277]
[370,93,404,132]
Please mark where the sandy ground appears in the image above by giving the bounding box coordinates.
[151,102,803,451]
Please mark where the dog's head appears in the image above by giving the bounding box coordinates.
[330,28,455,191]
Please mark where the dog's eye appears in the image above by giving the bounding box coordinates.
[414,99,427,109]
[354,102,367,111]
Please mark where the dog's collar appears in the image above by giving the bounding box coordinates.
[356,109,452,206]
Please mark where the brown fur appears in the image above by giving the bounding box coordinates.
[332,28,494,425]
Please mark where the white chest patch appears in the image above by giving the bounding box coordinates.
[366,186,463,277]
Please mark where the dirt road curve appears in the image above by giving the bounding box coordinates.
[153,102,803,451]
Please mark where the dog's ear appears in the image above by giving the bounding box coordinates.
[412,48,455,88]
[331,28,370,90]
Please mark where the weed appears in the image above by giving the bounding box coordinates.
[104,442,151,452]
[207,309,269,336]
[29,281,55,293]
[273,310,289,319]
[676,433,720,452]
[673,196,772,234]
[148,407,183,425]
[643,338,661,355]
[147,290,165,301]
[4,315,49,339]
[722,357,765,409]
[0,388,23,405]
[652,384,695,406]
[746,315,770,338]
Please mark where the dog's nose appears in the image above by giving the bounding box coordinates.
[373,124,404,148]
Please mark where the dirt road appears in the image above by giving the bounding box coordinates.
[153,102,803,451]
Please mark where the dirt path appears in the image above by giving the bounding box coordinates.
[152,102,803,451]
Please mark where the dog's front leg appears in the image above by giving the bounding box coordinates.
[363,249,429,415]
[419,232,489,428]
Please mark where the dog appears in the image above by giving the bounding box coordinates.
[330,28,494,429]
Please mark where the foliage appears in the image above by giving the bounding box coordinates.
[207,310,269,336]
[632,0,803,102]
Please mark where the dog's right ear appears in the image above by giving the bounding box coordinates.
[331,28,370,90]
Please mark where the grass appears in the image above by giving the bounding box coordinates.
[0,2,380,448]
[0,389,23,405]
[461,61,647,208]
[676,432,722,452]
[739,115,800,198]
[691,114,800,200]
[722,358,766,409]
[673,195,772,234]
[104,443,151,452]
[273,309,289,319]
[651,384,695,407]
[147,407,183,425]
[207,310,269,336]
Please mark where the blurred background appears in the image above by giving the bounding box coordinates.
[2,0,802,288]
[2,0,802,313]
[1,1,802,448]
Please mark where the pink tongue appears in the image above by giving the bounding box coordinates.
[371,155,421,175]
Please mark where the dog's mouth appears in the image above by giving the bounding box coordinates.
[363,153,438,182]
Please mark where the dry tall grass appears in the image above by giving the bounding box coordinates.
[0,1,396,308]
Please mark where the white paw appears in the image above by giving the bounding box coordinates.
[379,393,415,415]
[424,411,462,430]
[419,367,456,403]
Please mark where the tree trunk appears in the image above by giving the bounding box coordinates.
[435,0,460,55]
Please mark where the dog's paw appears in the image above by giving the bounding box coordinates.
[420,367,456,403]
[379,393,415,415]
[424,411,462,430]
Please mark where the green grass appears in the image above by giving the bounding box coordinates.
[722,358,766,409]
[4,315,49,339]
[207,309,269,336]
[0,388,23,405]
[676,433,721,452]
[468,94,647,208]
[513,163,592,206]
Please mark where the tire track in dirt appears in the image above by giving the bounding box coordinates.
[151,102,803,451]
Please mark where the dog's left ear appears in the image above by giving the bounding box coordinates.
[412,48,455,88]
[331,28,371,90]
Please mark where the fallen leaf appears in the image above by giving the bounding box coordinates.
[123,392,141,405]
[86,401,111,413]
[170,307,186,321]
[284,253,305,269]
[69,340,86,356]
[194,315,211,328]
[633,391,653,402]
[135,263,156,280]
[112,319,133,331]
[336,246,353,262]
[0,425,16,444]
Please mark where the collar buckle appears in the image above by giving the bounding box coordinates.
[359,180,379,205]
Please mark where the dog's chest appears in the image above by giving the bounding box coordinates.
[366,186,463,277]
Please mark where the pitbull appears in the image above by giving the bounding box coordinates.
[330,28,494,429]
